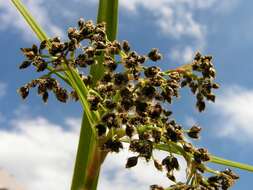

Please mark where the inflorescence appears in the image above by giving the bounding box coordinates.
[18,18,238,190]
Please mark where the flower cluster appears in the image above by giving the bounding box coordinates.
[18,18,238,190]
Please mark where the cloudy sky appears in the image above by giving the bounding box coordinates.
[0,0,253,189]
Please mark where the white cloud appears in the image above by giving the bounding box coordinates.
[119,0,206,40]
[112,0,207,63]
[211,86,253,143]
[117,0,239,63]
[0,81,7,98]
[0,117,77,190]
[0,0,63,41]
[171,46,195,64]
[0,116,186,190]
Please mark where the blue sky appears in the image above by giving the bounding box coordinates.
[0,0,252,189]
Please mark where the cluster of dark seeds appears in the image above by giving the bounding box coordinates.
[18,18,238,190]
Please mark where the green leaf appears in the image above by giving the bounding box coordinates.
[90,0,119,85]
[11,0,48,42]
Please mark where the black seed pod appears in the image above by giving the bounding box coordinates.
[183,142,194,153]
[39,40,47,50]
[142,86,156,98]
[21,48,35,60]
[42,91,49,103]
[125,124,134,137]
[78,18,85,28]
[126,156,138,168]
[122,40,130,53]
[150,185,164,190]
[167,173,176,182]
[105,99,117,109]
[102,112,118,128]
[206,94,216,102]
[95,124,107,136]
[152,129,161,143]
[196,100,205,112]
[154,159,163,171]
[138,55,146,64]
[171,157,180,170]
[149,104,162,118]
[162,156,179,172]
[148,48,162,61]
[104,139,123,152]
[114,73,129,86]
[194,148,210,163]
[212,83,220,89]
[19,61,31,69]
[187,125,202,139]
[135,100,148,114]
[18,86,29,99]
[194,52,202,61]
[101,73,113,83]
[35,59,47,72]
[144,66,160,78]
[55,88,68,103]
[70,91,79,101]
[121,98,134,111]
[88,95,101,111]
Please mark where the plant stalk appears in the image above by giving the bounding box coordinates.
[72,0,119,189]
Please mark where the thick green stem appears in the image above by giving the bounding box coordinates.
[82,1,119,189]
[90,0,119,85]
[71,113,97,190]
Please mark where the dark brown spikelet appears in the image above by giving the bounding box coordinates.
[55,88,68,103]
[196,100,205,112]
[187,125,202,139]
[95,124,107,136]
[162,156,179,172]
[150,185,164,190]
[70,91,79,101]
[167,173,176,182]
[154,159,163,171]
[19,61,31,69]
[148,48,162,61]
[114,73,129,86]
[122,40,130,53]
[104,99,117,109]
[39,40,47,50]
[104,139,123,152]
[42,91,49,103]
[125,124,134,138]
[126,156,138,168]
[18,86,29,99]
[144,66,160,78]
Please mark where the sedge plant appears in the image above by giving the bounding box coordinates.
[11,0,253,190]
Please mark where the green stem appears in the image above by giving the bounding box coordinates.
[210,155,253,172]
[90,0,119,85]
[70,112,97,190]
